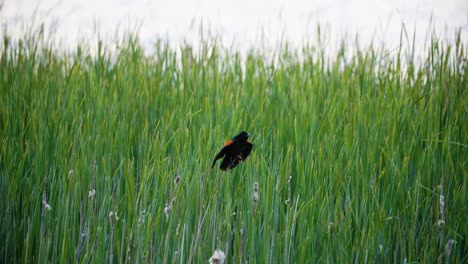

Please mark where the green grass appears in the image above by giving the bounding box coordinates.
[0,27,466,263]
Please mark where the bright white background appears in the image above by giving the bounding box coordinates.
[1,0,467,52]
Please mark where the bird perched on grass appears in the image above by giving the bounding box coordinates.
[211,131,253,170]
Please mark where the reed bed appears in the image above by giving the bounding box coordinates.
[0,28,466,263]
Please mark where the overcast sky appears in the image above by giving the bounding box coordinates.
[1,0,467,52]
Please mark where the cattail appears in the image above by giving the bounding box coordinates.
[164,203,172,219]
[42,193,52,216]
[445,239,456,258]
[88,189,96,199]
[209,249,226,264]
[439,194,446,229]
[42,199,52,213]
[109,212,114,226]
[109,211,119,227]
[164,198,176,219]
[440,195,445,215]
[174,168,181,185]
[253,182,259,211]
[438,219,445,228]
[138,210,145,224]
[286,175,292,207]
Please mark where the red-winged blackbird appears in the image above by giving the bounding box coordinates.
[211,131,253,170]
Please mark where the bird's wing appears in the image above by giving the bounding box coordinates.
[211,140,235,168]
[224,140,234,147]
[239,141,253,160]
[224,142,253,170]
[220,155,233,170]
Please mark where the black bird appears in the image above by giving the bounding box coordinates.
[211,131,253,170]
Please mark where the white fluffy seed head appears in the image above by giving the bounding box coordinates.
[209,249,226,264]
[164,203,172,219]
[253,192,259,203]
[109,211,119,226]
[253,182,259,211]
[174,175,181,185]
[42,200,52,211]
[253,182,259,197]
[438,219,445,228]
[445,239,456,256]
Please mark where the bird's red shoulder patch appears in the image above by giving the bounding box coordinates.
[224,140,234,147]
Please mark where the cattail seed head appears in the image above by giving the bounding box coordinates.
[439,195,445,210]
[175,168,181,185]
[42,199,52,212]
[438,219,445,228]
[439,194,446,228]
[253,182,259,200]
[209,249,226,264]
[109,211,119,227]
[253,182,259,211]
[138,210,145,224]
[88,189,96,199]
[164,203,172,219]
[42,193,51,215]
[253,192,259,202]
[445,239,456,257]
[253,192,259,203]
[109,212,114,226]
[286,175,292,206]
